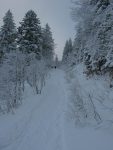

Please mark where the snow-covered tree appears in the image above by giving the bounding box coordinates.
[55,55,58,67]
[0,9,55,113]
[26,54,48,94]
[62,40,69,63]
[18,10,42,58]
[42,23,54,62]
[62,38,73,64]
[0,50,24,113]
[0,10,17,55]
[0,10,23,113]
[68,38,73,53]
[70,0,113,75]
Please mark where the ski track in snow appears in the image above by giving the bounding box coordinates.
[0,69,113,150]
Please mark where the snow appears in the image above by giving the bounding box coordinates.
[0,70,67,150]
[64,121,113,150]
[66,64,113,124]
[64,64,113,149]
[0,68,113,150]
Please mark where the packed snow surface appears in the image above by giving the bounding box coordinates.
[0,69,113,150]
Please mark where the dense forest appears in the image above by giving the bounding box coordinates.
[0,10,54,113]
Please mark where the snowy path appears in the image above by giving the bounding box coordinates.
[16,70,67,150]
[0,69,113,150]
[0,69,68,150]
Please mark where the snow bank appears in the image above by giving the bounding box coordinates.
[0,82,43,150]
[64,64,113,150]
[63,120,113,150]
[66,64,113,130]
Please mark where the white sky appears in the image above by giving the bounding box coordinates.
[0,0,75,60]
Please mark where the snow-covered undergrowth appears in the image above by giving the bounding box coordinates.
[0,54,49,114]
[65,64,113,132]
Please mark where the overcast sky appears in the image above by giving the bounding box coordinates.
[0,0,75,60]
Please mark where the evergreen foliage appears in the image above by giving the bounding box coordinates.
[62,38,73,64]
[42,23,54,61]
[18,10,42,58]
[0,10,17,55]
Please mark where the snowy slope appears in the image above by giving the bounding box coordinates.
[0,69,113,150]
[65,64,113,149]
[66,64,113,127]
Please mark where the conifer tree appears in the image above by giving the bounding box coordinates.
[18,10,42,58]
[68,38,73,54]
[55,55,58,67]
[42,23,54,61]
[62,38,73,64]
[62,40,69,63]
[0,10,17,55]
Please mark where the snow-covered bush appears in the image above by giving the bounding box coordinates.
[26,53,48,94]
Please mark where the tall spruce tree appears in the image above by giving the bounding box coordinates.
[0,10,17,55]
[18,10,42,58]
[62,38,73,64]
[0,10,23,111]
[42,23,54,61]
[68,38,73,54]
[55,55,58,67]
[62,40,69,63]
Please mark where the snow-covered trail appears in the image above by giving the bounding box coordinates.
[1,69,67,150]
[16,70,67,150]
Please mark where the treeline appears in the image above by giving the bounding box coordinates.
[62,0,113,83]
[0,10,54,113]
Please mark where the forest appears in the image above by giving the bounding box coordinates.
[0,10,54,113]
[63,0,113,82]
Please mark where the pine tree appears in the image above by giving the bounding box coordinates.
[68,38,73,54]
[62,40,69,63]
[62,38,73,64]
[0,10,24,110]
[0,10,17,55]
[55,55,58,67]
[18,10,42,58]
[42,23,54,61]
